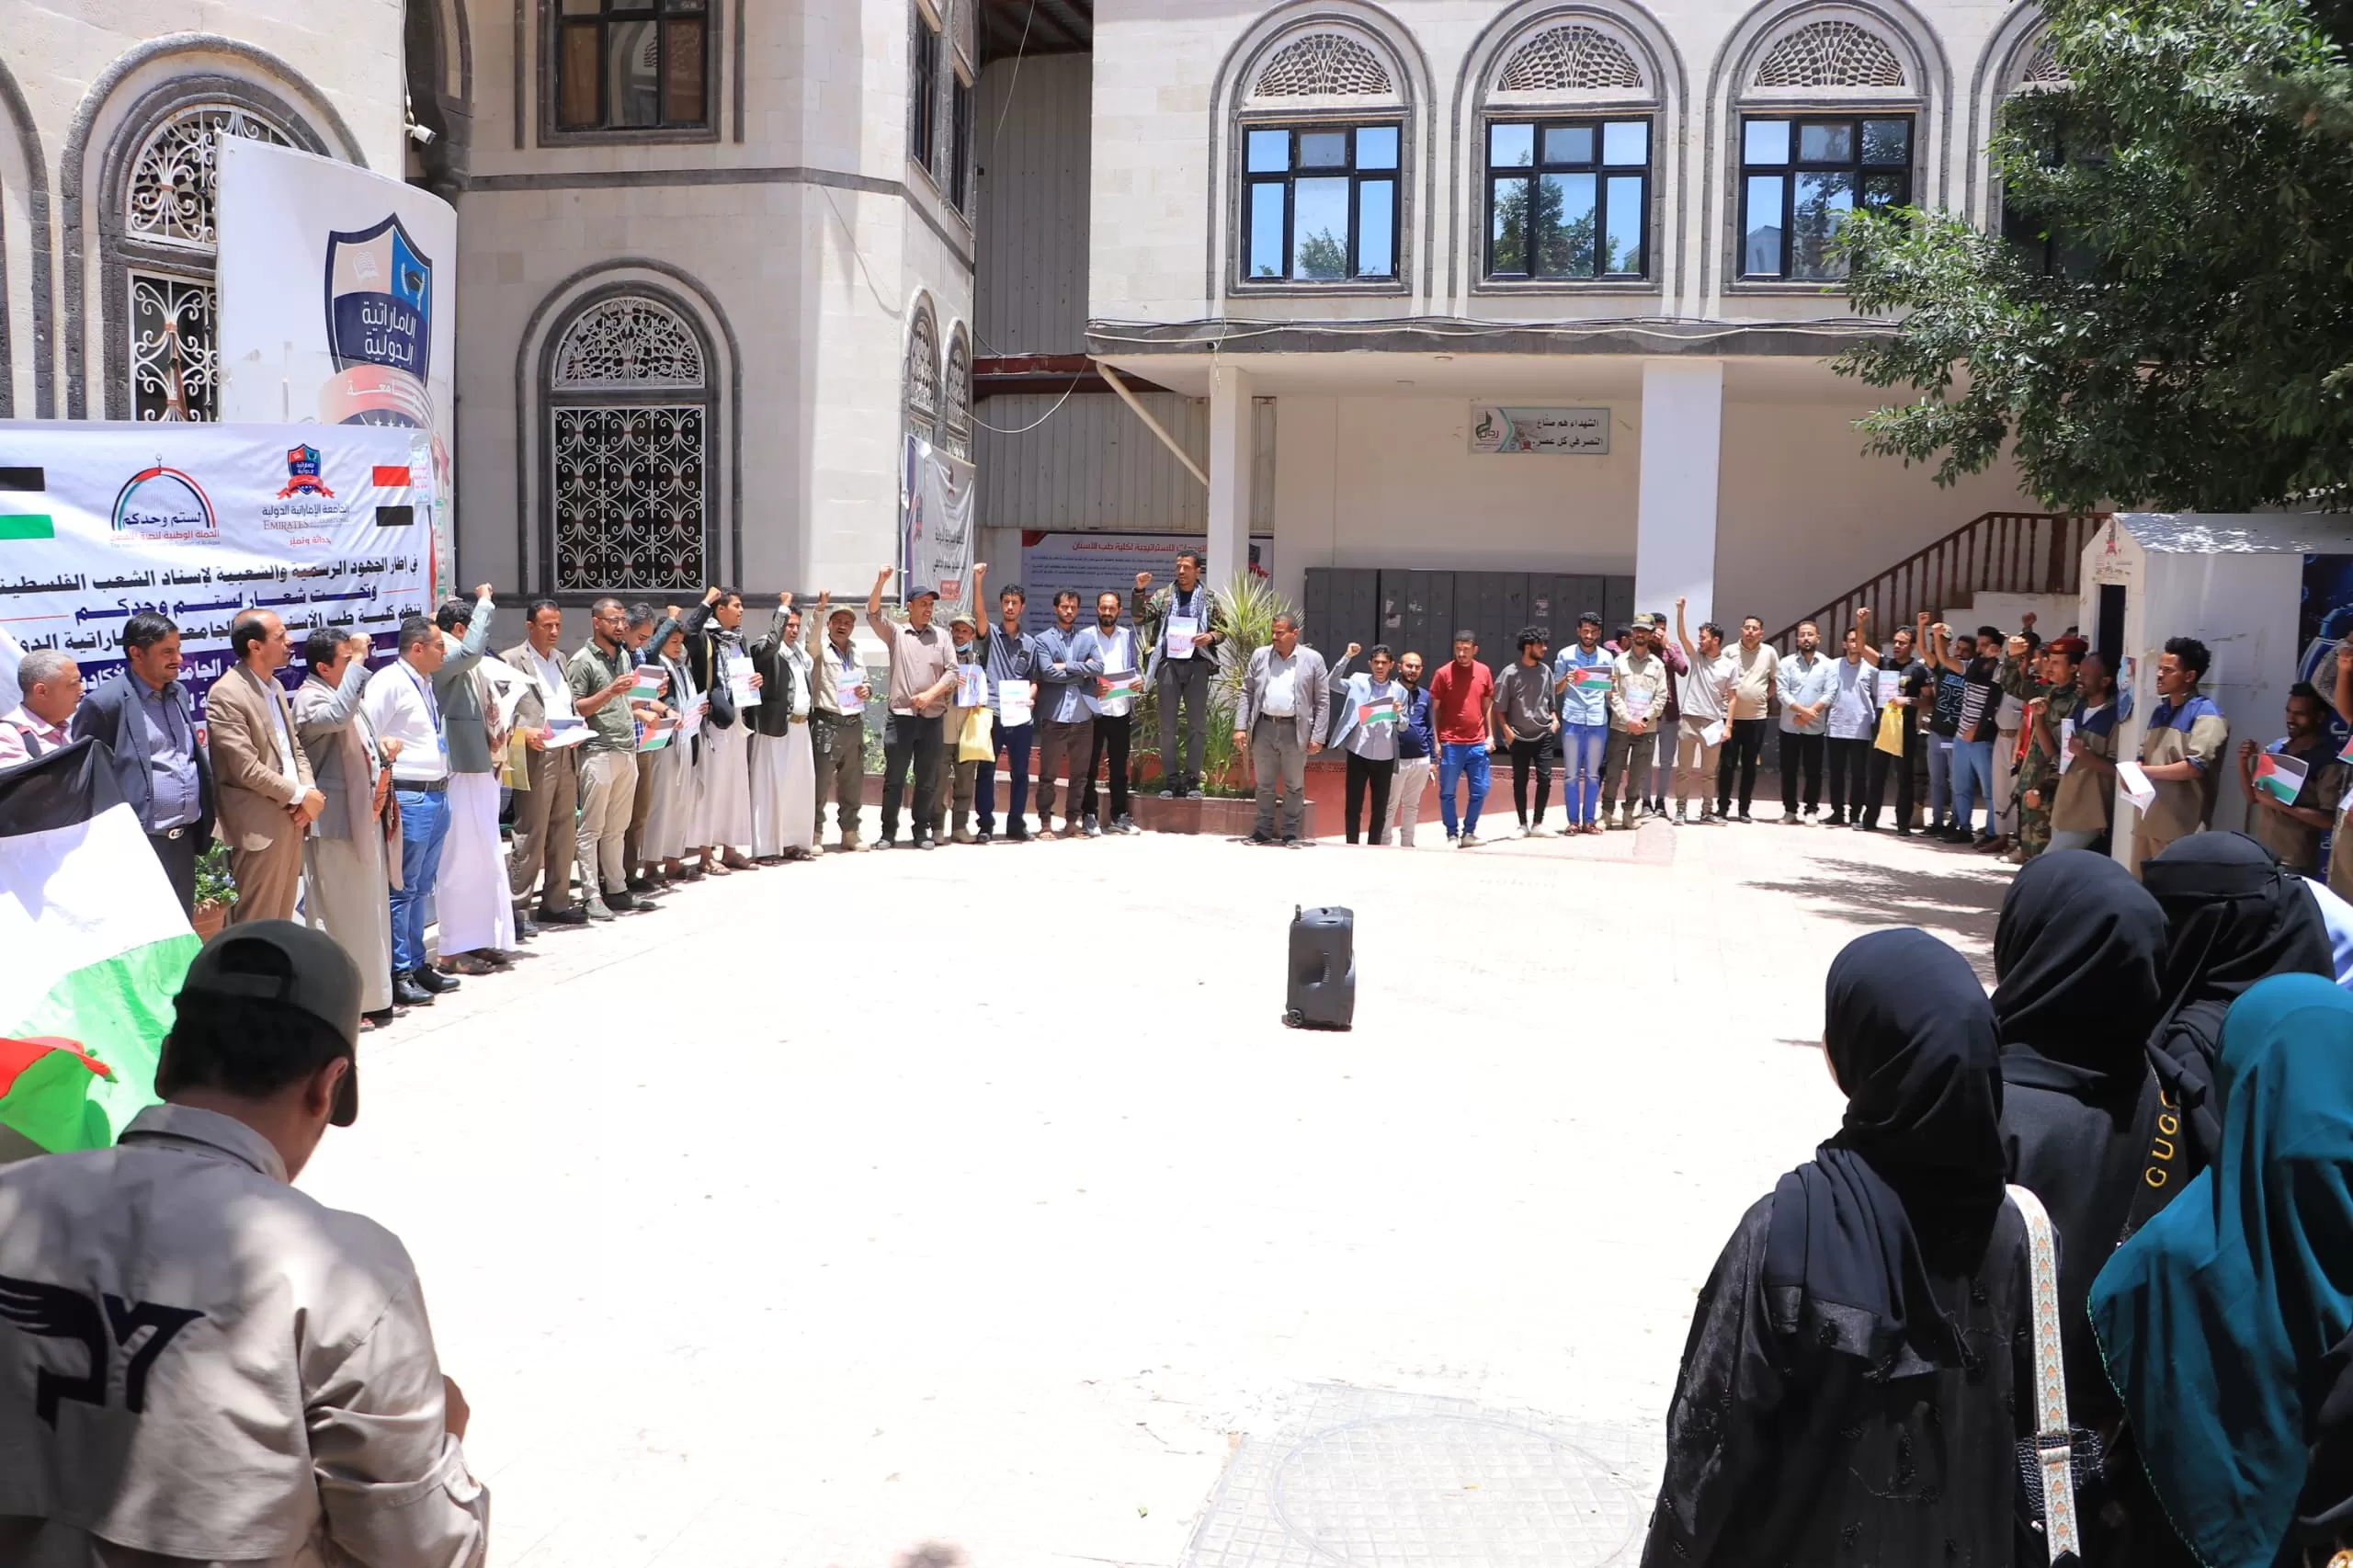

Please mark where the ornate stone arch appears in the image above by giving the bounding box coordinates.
[1704,0,1949,300]
[904,295,941,449]
[0,53,50,417]
[59,34,367,418]
[941,324,972,460]
[1206,3,1434,302]
[540,284,719,596]
[1965,3,2063,222]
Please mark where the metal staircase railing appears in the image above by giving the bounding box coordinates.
[1765,511,2105,652]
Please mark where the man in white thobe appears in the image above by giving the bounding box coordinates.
[747,593,817,860]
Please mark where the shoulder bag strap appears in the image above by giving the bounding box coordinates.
[2007,1184,2081,1564]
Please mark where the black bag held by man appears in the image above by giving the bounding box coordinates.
[1284,905,1355,1029]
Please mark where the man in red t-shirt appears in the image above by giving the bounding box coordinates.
[1426,631,1496,846]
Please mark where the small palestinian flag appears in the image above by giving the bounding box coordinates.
[2254,749,2309,807]
[1097,672,1143,702]
[2340,732,2353,766]
[0,740,196,1153]
[1571,665,1614,692]
[1358,695,1400,726]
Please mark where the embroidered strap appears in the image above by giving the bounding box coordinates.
[2009,1184,2081,1563]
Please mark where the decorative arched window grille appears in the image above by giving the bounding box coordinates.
[1253,33,1393,97]
[942,328,972,459]
[2017,34,2068,87]
[1752,20,1906,88]
[119,103,294,421]
[904,303,940,448]
[1482,19,1658,282]
[546,291,713,594]
[1737,16,1919,281]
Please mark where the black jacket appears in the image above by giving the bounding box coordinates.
[69,669,213,843]
[744,608,801,740]
[679,602,739,731]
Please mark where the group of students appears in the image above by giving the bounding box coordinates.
[1642,833,2353,1568]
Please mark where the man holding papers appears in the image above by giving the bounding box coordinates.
[746,593,816,863]
[1553,612,1614,835]
[807,597,871,851]
[1605,619,1670,832]
[2133,636,2230,868]
[503,599,587,927]
[2049,651,2120,855]
[1672,599,1736,825]
[1074,591,1143,836]
[868,565,958,850]
[1133,552,1224,800]
[980,573,1038,843]
[567,597,659,916]
[2238,682,2343,876]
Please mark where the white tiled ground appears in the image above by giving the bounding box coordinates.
[301,812,2012,1568]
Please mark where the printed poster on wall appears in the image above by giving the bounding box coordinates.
[903,437,976,605]
[214,137,457,602]
[1015,531,1275,638]
[0,420,436,720]
[1468,405,1611,455]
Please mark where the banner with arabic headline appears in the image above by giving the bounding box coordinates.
[0,420,436,721]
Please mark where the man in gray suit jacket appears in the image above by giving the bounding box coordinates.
[292,626,398,1022]
[1233,612,1329,846]
[70,612,213,914]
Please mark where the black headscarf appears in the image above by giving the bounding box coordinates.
[1993,849,2167,1098]
[2143,832,2333,1164]
[1764,928,2006,1373]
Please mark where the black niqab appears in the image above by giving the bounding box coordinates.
[2143,832,2333,1163]
[1763,928,2006,1371]
[1993,849,2167,1096]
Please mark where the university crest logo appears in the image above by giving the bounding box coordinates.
[277,444,335,500]
[321,215,434,428]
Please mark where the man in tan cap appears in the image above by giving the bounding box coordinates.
[0,921,487,1568]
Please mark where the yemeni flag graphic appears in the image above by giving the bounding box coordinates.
[0,740,195,1153]
[2254,749,2309,807]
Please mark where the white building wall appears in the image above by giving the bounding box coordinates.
[2,0,405,421]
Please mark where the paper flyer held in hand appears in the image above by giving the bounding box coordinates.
[956,664,987,707]
[543,715,590,750]
[997,678,1033,727]
[835,676,866,713]
[631,665,667,703]
[1358,695,1399,727]
[1098,671,1143,702]
[726,653,760,710]
[2115,759,2158,812]
[1165,615,1198,660]
[1625,689,1654,721]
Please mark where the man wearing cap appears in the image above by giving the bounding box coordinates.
[936,596,990,844]
[2006,632,2088,863]
[868,565,957,849]
[806,593,870,850]
[0,921,488,1568]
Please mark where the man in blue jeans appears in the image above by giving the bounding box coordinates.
[1552,611,1614,833]
[358,617,460,1006]
[976,572,1036,843]
[1925,619,2006,844]
[1427,631,1495,846]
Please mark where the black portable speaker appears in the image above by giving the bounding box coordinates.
[1284,904,1356,1029]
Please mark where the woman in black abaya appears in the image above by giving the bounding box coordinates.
[1991,849,2196,1567]
[2142,833,2333,1166]
[1641,928,2036,1568]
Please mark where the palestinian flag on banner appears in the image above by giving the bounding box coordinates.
[1571,665,1614,692]
[1097,672,1143,702]
[1358,695,1400,726]
[0,739,195,1153]
[2254,748,2309,807]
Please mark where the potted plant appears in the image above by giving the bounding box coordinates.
[192,843,236,938]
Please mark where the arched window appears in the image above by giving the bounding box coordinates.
[117,102,294,421]
[1481,16,1661,282]
[2014,31,2067,89]
[1235,26,1408,286]
[546,290,714,594]
[942,327,972,460]
[904,301,940,448]
[1734,11,1921,282]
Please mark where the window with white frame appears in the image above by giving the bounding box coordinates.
[1735,15,1918,283]
[911,5,942,170]
[551,0,713,133]
[1482,22,1657,282]
[1235,29,1406,287]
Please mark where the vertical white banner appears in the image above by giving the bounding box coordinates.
[214,138,457,602]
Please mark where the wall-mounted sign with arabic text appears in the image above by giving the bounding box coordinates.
[1468,405,1611,455]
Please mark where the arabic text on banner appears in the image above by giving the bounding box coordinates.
[0,420,436,722]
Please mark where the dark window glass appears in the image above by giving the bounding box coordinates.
[1739,115,1912,279]
[1238,124,1404,284]
[1483,118,1651,280]
[2001,115,2093,277]
[950,74,973,209]
[909,7,939,168]
[552,0,712,132]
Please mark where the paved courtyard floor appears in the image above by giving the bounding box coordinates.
[301,807,2014,1568]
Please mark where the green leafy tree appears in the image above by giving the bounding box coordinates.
[1492,178,1602,276]
[1832,0,2353,510]
[1296,228,1348,281]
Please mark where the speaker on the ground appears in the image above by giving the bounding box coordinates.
[1284,904,1355,1029]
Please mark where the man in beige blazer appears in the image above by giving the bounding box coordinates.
[294,625,402,1023]
[206,609,324,923]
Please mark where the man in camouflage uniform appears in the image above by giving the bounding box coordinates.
[2003,631,2089,863]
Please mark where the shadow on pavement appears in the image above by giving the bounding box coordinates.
[1740,853,2006,962]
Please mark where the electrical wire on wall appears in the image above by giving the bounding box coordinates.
[969,376,1080,436]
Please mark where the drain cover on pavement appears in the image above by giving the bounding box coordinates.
[1182,1384,1651,1568]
